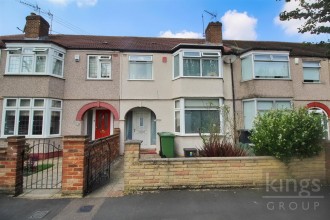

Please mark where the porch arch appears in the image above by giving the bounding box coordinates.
[306,102,330,119]
[76,101,119,121]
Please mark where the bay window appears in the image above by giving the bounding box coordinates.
[241,52,290,80]
[175,98,222,134]
[243,99,292,130]
[1,98,62,137]
[5,44,65,77]
[173,50,221,78]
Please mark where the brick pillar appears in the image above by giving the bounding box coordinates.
[0,136,25,196]
[124,140,142,193]
[62,135,89,197]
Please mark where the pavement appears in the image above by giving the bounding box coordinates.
[1,187,330,220]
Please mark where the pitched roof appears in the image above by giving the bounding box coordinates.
[0,34,328,58]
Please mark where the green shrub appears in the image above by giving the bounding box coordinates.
[250,108,325,163]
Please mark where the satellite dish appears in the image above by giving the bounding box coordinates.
[223,55,237,64]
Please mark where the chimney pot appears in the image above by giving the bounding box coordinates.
[24,13,50,39]
[205,21,222,44]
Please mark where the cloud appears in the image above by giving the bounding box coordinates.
[47,0,97,7]
[159,30,202,38]
[220,10,257,40]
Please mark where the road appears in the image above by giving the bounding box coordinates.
[1,187,329,220]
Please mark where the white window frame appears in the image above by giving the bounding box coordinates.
[173,49,222,79]
[87,55,112,80]
[243,98,292,130]
[128,55,153,80]
[240,51,290,81]
[1,98,62,138]
[5,43,66,78]
[303,61,321,83]
[174,98,224,136]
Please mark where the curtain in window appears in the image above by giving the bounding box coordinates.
[88,56,97,78]
[303,67,320,81]
[183,59,200,76]
[243,101,255,130]
[50,111,61,135]
[4,110,15,135]
[21,56,33,73]
[36,56,46,72]
[150,112,156,145]
[242,55,253,80]
[202,59,218,76]
[18,110,29,135]
[32,111,43,135]
[52,58,63,76]
[255,61,289,78]
[129,63,152,79]
[175,111,180,132]
[8,56,20,73]
[174,55,180,78]
[101,63,111,78]
[125,111,133,140]
[185,110,219,133]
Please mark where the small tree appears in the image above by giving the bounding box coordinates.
[250,108,325,163]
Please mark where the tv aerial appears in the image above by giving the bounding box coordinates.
[202,10,218,36]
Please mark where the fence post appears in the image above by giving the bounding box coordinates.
[0,136,25,196]
[325,142,330,184]
[62,135,89,197]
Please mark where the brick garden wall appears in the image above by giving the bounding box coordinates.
[124,140,327,192]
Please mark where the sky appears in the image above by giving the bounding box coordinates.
[0,0,329,43]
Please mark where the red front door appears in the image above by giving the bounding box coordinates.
[95,110,111,139]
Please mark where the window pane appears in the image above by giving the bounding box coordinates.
[129,63,152,79]
[51,100,61,108]
[4,110,15,135]
[275,101,291,109]
[50,111,60,135]
[185,110,219,133]
[272,55,289,61]
[18,110,29,135]
[254,54,271,61]
[183,59,200,76]
[303,67,320,82]
[20,99,30,107]
[242,55,253,80]
[175,111,180,132]
[202,59,218,76]
[129,55,152,61]
[150,112,156,145]
[174,55,179,78]
[52,58,63,76]
[257,101,273,110]
[21,56,33,73]
[88,56,97,78]
[183,52,200,57]
[101,63,111,78]
[32,111,43,135]
[303,61,320,68]
[6,99,16,107]
[255,61,289,78]
[36,56,46,72]
[175,100,180,109]
[185,99,219,108]
[243,101,255,130]
[8,56,20,73]
[34,99,44,107]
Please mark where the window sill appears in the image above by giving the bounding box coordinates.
[303,82,321,84]
[127,79,154,81]
[241,78,292,82]
[4,73,65,80]
[173,76,223,81]
[86,78,113,81]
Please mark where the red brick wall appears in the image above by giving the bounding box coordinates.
[0,136,25,196]
[24,13,49,38]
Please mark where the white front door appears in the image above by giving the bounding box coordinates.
[132,110,151,147]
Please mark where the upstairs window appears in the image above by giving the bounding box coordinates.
[241,52,290,80]
[88,55,111,79]
[173,50,221,78]
[5,45,65,77]
[303,61,320,83]
[129,55,153,80]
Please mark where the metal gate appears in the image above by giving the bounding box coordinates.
[22,139,62,189]
[85,136,113,194]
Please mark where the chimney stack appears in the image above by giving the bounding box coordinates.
[205,22,222,44]
[24,13,50,39]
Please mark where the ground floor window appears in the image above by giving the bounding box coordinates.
[175,98,222,135]
[243,99,292,130]
[1,98,62,137]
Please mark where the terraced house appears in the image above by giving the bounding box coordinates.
[0,13,329,155]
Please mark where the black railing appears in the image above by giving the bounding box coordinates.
[22,139,62,189]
